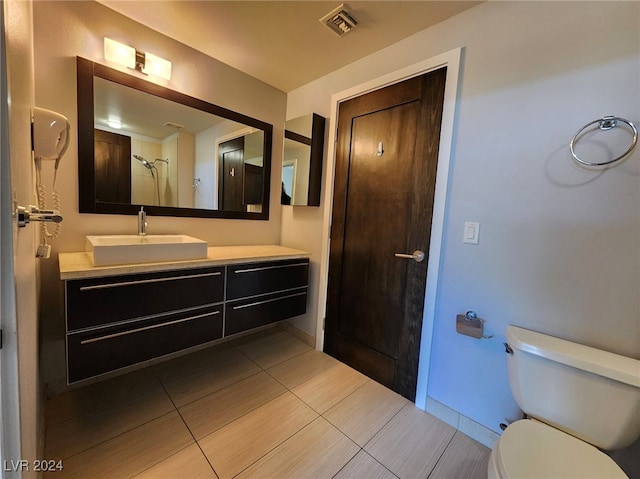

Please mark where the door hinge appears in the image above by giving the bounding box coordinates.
[1,329,3,349]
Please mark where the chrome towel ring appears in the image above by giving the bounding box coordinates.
[570,116,637,167]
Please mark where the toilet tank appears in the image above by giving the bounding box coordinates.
[505,326,640,450]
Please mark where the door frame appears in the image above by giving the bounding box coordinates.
[317,47,462,409]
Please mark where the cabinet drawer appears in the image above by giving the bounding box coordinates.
[225,289,307,336]
[66,267,224,330]
[67,305,223,383]
[226,259,309,300]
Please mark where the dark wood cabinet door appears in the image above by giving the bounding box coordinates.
[225,290,307,336]
[66,267,224,330]
[226,258,309,335]
[226,259,309,300]
[67,305,223,383]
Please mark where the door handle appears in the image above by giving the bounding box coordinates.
[394,250,425,263]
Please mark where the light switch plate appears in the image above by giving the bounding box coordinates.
[463,222,480,244]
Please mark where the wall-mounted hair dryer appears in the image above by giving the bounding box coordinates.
[33,106,70,169]
[16,107,71,258]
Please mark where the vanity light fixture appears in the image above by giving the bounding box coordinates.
[104,37,135,69]
[104,37,172,80]
[143,52,172,81]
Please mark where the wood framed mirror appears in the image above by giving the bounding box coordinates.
[77,57,273,220]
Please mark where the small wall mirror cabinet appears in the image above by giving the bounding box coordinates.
[281,113,325,207]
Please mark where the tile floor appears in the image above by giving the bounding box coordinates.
[45,327,490,479]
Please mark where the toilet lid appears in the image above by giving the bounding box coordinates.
[496,420,627,478]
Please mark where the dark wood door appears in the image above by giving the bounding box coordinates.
[325,68,447,401]
[218,137,245,211]
[243,163,263,205]
[94,129,131,204]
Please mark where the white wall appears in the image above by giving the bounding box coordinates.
[284,0,639,442]
[33,0,287,392]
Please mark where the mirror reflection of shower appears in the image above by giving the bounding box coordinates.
[133,155,169,206]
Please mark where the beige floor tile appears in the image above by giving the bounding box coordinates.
[199,392,318,478]
[429,431,490,479]
[179,371,286,440]
[44,330,493,479]
[132,444,217,479]
[232,328,312,369]
[364,404,456,479]
[334,450,398,479]
[46,411,193,479]
[45,378,175,459]
[153,343,233,388]
[236,417,359,479]
[324,379,408,446]
[155,344,261,407]
[267,349,340,389]
[292,363,369,413]
[45,369,161,427]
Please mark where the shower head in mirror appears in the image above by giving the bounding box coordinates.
[133,154,152,168]
[133,155,157,179]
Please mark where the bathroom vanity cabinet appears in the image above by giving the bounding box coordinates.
[225,259,309,335]
[59,246,309,383]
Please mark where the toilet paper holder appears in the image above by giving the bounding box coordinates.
[456,311,493,339]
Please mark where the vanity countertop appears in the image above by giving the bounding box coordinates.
[59,244,310,280]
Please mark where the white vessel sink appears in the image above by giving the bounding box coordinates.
[86,235,208,266]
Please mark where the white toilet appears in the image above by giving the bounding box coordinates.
[488,325,640,478]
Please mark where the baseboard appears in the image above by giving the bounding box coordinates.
[279,320,316,347]
[425,396,500,449]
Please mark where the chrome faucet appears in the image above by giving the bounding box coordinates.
[138,206,148,236]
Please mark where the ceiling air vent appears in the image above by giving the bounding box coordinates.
[320,4,358,37]
[163,121,185,130]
